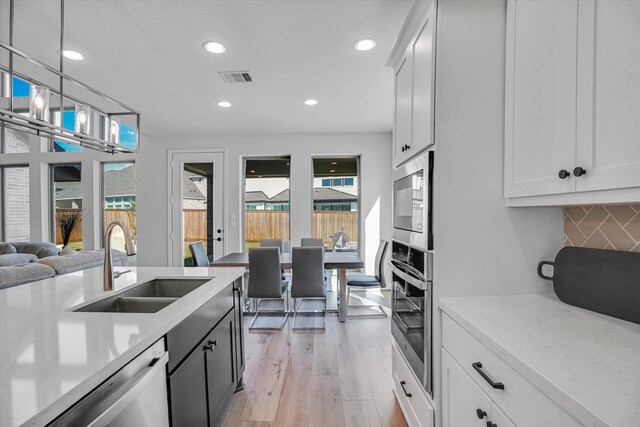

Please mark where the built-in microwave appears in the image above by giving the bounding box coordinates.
[392,150,434,252]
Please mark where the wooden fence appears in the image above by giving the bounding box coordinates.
[55,209,136,245]
[56,208,358,247]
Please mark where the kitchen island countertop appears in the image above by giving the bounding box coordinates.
[0,265,244,427]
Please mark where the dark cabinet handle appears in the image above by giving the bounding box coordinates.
[487,422,498,427]
[476,408,487,419]
[208,339,218,347]
[204,340,217,351]
[573,166,586,177]
[558,169,570,179]
[216,237,222,242]
[204,344,213,351]
[217,229,222,234]
[472,362,504,390]
[400,381,412,398]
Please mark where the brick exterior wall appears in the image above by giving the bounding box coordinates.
[2,130,30,241]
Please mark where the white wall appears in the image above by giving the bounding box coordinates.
[136,132,392,274]
[431,0,564,424]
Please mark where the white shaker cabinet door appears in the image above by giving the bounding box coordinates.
[395,55,413,167]
[441,349,492,427]
[411,7,435,155]
[504,0,578,198]
[575,0,640,192]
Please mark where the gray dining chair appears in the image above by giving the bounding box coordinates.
[188,242,210,267]
[345,239,389,318]
[301,237,324,247]
[247,247,290,330]
[301,237,332,289]
[290,246,326,330]
[260,238,288,252]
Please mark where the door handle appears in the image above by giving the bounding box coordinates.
[216,237,222,242]
[400,380,412,398]
[472,362,504,390]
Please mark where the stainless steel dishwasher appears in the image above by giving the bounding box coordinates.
[50,339,169,427]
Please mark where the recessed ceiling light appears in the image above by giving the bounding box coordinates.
[331,161,338,165]
[203,41,226,54]
[250,170,256,173]
[354,38,377,51]
[330,169,336,173]
[217,101,232,108]
[303,99,318,106]
[61,50,84,61]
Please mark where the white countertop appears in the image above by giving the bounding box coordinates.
[439,294,640,427]
[0,266,245,427]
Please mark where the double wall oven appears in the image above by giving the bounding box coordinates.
[391,150,434,397]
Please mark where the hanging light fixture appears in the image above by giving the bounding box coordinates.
[107,117,120,145]
[74,103,91,134]
[0,0,140,153]
[29,85,50,121]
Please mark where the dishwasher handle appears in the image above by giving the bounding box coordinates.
[87,352,169,427]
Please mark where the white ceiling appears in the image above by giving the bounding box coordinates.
[4,0,412,137]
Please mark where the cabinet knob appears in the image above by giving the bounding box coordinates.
[204,344,213,351]
[573,166,586,177]
[216,237,222,242]
[208,339,218,347]
[558,169,571,179]
[487,422,498,427]
[404,144,410,151]
[476,408,488,419]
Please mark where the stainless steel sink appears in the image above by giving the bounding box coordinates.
[74,277,212,313]
[118,278,211,298]
[75,296,178,313]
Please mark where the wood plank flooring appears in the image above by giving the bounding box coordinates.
[220,291,408,427]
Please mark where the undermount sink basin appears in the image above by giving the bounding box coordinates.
[75,296,178,313]
[74,277,212,313]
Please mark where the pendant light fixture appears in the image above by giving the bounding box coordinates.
[0,0,140,153]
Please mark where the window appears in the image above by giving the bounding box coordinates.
[103,163,135,265]
[1,166,30,241]
[244,157,290,251]
[312,157,359,251]
[52,164,83,250]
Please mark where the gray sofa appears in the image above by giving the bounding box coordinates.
[0,242,127,290]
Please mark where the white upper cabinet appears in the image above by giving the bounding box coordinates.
[395,56,413,164]
[411,12,435,155]
[505,0,640,206]
[576,0,640,193]
[388,1,436,168]
[504,0,578,198]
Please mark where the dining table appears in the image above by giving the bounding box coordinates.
[210,251,364,322]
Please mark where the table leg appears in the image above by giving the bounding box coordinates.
[339,268,347,322]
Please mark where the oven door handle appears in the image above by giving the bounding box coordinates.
[390,259,426,282]
[390,261,428,289]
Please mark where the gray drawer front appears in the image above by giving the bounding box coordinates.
[166,284,234,373]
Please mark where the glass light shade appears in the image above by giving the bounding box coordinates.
[29,85,50,121]
[107,117,120,145]
[74,104,91,135]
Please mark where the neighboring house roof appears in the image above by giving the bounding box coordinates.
[245,191,269,203]
[55,166,206,201]
[268,188,357,203]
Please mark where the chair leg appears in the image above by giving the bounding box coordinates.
[292,297,326,331]
[347,287,388,319]
[248,298,290,331]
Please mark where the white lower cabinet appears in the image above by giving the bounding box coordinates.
[392,342,434,427]
[441,349,494,427]
[441,313,582,427]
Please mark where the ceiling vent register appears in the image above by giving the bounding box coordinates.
[219,71,254,84]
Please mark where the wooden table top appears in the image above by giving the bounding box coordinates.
[211,251,364,269]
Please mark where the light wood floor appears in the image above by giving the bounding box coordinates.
[220,291,408,427]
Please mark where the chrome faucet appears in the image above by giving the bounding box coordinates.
[104,220,126,291]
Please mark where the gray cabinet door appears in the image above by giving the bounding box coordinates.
[233,278,245,383]
[168,342,208,427]
[206,310,236,426]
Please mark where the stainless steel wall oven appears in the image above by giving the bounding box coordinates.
[390,240,432,397]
